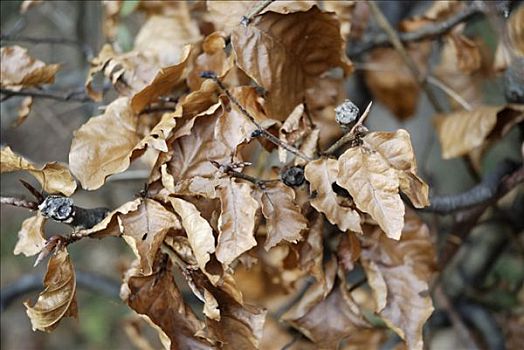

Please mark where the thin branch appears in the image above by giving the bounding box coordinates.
[0,34,93,59]
[1,271,120,312]
[322,101,372,156]
[424,160,522,214]
[0,196,38,210]
[241,0,274,26]
[349,3,484,57]
[427,75,473,111]
[201,71,313,161]
[367,1,444,113]
[211,161,278,188]
[0,87,93,103]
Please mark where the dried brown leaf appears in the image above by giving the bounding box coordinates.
[283,260,369,348]
[122,258,213,349]
[24,247,77,332]
[130,45,191,113]
[364,44,430,120]
[69,97,139,190]
[258,182,308,250]
[216,178,259,265]
[14,214,46,257]
[232,6,352,120]
[120,199,181,276]
[435,105,524,159]
[79,198,142,238]
[167,197,219,283]
[206,1,316,33]
[337,147,404,240]
[1,146,76,196]
[363,130,429,208]
[1,46,59,88]
[305,158,362,232]
[13,96,33,127]
[448,33,481,74]
[359,212,436,350]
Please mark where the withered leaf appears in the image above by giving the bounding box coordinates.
[69,97,139,190]
[120,199,181,276]
[207,287,267,350]
[24,247,77,332]
[359,212,436,350]
[435,105,524,159]
[258,182,308,250]
[1,46,59,88]
[298,212,325,284]
[167,197,218,283]
[164,108,232,183]
[448,33,481,75]
[14,214,46,257]
[131,45,191,113]
[283,259,369,348]
[216,178,259,265]
[232,6,352,120]
[363,130,429,208]
[364,44,430,120]
[79,198,142,238]
[122,259,213,350]
[337,146,404,240]
[304,158,361,232]
[206,1,316,33]
[1,146,76,196]
[13,96,33,127]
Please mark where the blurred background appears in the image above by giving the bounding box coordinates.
[1,1,522,349]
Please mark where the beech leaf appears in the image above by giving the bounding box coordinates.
[216,178,259,265]
[1,146,76,196]
[337,146,404,240]
[232,6,352,120]
[305,158,362,232]
[24,247,77,332]
[14,214,46,257]
[258,182,308,250]
[1,46,60,88]
[359,212,436,350]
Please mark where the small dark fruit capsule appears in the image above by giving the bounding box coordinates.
[281,166,305,187]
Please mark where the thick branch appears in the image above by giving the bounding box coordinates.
[425,161,523,214]
[0,271,120,312]
[349,3,484,57]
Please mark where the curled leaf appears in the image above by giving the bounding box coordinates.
[14,214,46,257]
[305,158,361,232]
[216,178,259,265]
[258,182,308,250]
[1,46,59,88]
[24,247,77,332]
[1,146,76,196]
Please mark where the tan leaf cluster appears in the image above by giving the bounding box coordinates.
[232,6,352,120]
[24,248,77,332]
[435,104,524,159]
[1,46,59,89]
[336,130,428,239]
[359,211,436,350]
[1,146,76,196]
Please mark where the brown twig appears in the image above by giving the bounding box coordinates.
[0,196,39,210]
[211,161,277,188]
[433,285,482,350]
[367,1,444,113]
[349,3,484,57]
[241,0,274,26]
[201,71,313,161]
[0,87,93,103]
[322,101,373,156]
